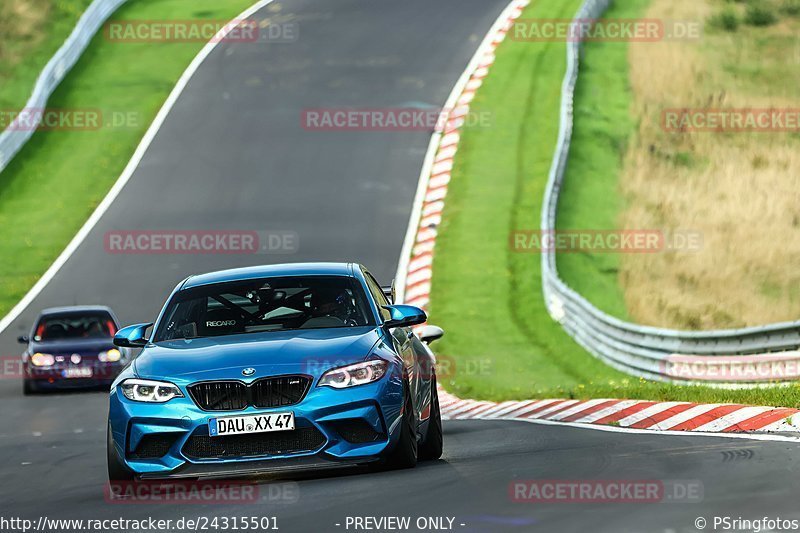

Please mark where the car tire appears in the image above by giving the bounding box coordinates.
[107,423,135,482]
[418,376,443,461]
[22,379,37,396]
[383,380,418,470]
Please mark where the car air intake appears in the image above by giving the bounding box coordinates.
[182,427,326,459]
[332,419,386,444]
[128,433,180,459]
[188,376,311,411]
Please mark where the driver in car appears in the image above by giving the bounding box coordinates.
[308,288,357,326]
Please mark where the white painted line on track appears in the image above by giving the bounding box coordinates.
[0,0,277,336]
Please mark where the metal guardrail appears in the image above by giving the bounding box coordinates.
[541,0,800,385]
[0,0,128,174]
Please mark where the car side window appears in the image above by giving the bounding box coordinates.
[363,270,392,322]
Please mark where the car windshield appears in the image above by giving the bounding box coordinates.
[34,312,116,342]
[154,275,375,341]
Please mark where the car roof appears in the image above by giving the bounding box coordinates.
[182,262,359,289]
[39,305,115,316]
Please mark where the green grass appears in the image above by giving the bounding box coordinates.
[426,0,800,408]
[707,7,740,31]
[0,0,257,316]
[0,0,94,113]
[428,0,629,401]
[554,0,654,319]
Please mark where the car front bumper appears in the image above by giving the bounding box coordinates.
[25,361,123,389]
[109,372,404,478]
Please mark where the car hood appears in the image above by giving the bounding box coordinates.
[28,338,115,357]
[133,327,384,382]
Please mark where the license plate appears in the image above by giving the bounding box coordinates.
[63,367,93,379]
[209,412,295,437]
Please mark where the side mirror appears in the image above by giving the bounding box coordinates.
[382,305,426,328]
[417,325,444,345]
[17,335,29,344]
[113,323,153,348]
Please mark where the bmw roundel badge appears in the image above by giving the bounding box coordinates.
[242,368,256,376]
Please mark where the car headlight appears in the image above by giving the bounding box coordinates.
[318,360,388,389]
[98,349,121,362]
[120,379,183,403]
[30,353,55,367]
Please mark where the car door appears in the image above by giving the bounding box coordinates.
[362,269,421,417]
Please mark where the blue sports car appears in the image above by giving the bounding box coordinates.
[107,262,445,481]
[19,305,128,394]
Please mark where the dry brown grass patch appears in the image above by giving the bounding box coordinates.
[0,0,51,65]
[620,0,800,329]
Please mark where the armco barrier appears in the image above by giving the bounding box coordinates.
[0,0,129,174]
[398,0,800,387]
[540,0,800,385]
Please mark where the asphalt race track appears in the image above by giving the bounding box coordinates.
[1,1,799,531]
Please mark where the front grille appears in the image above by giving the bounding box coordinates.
[188,381,248,411]
[332,419,386,444]
[188,376,310,411]
[182,427,326,459]
[251,376,310,408]
[128,433,179,459]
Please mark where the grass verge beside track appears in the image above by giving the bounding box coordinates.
[0,0,94,112]
[0,0,257,316]
[559,0,800,330]
[428,0,625,401]
[553,0,651,320]
[427,0,800,407]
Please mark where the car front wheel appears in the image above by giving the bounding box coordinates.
[418,376,443,461]
[383,380,418,470]
[22,379,37,396]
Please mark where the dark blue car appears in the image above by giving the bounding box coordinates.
[107,262,445,481]
[19,305,128,394]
